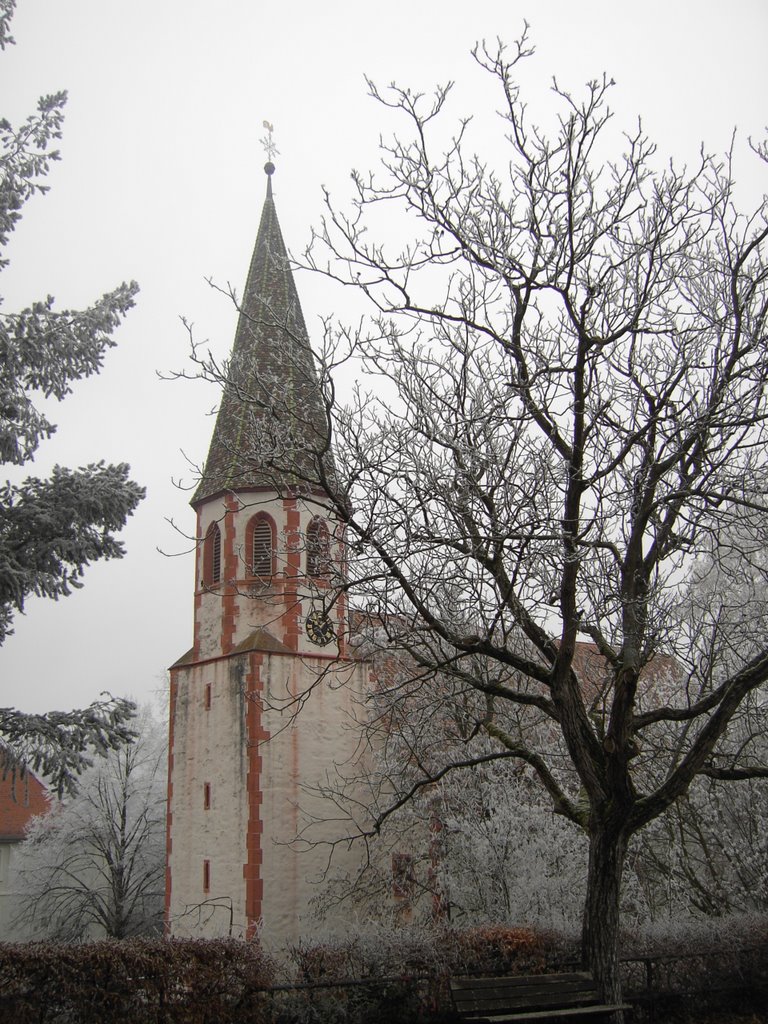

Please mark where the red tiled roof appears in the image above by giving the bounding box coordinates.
[0,762,50,841]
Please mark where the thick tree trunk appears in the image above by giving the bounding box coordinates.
[582,825,629,1022]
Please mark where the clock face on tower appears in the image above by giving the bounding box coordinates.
[305,609,335,647]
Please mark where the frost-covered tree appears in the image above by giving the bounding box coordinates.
[629,537,768,919]
[324,744,593,933]
[320,660,764,933]
[0,697,138,798]
[310,649,647,936]
[298,38,768,1011]
[0,0,143,791]
[188,29,768,1014]
[14,706,166,941]
[433,762,590,930]
[635,765,768,920]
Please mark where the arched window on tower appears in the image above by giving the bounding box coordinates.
[247,513,276,578]
[306,517,330,579]
[203,522,222,586]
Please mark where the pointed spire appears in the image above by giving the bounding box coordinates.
[193,165,333,505]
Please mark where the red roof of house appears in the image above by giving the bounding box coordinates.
[0,764,50,841]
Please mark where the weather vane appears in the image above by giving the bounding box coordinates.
[260,121,279,164]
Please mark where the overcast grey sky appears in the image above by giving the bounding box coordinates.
[0,0,765,714]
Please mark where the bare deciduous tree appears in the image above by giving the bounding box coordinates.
[187,31,768,1012]
[15,707,166,940]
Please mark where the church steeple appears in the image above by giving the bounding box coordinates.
[167,161,366,950]
[193,163,332,505]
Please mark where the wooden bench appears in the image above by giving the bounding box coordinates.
[450,971,632,1022]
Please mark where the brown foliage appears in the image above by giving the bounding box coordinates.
[2,926,764,1024]
[444,925,553,976]
[0,938,276,1024]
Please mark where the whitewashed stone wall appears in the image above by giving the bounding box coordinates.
[167,646,368,947]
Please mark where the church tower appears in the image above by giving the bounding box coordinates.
[166,163,365,944]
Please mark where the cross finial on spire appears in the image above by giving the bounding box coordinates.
[261,122,278,195]
[261,120,279,163]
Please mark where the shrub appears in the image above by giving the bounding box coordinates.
[0,938,277,1024]
[630,915,768,1014]
[284,923,574,1022]
[443,925,552,976]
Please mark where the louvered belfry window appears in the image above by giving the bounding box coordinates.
[306,518,330,578]
[210,524,221,584]
[252,516,273,577]
[203,523,222,586]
